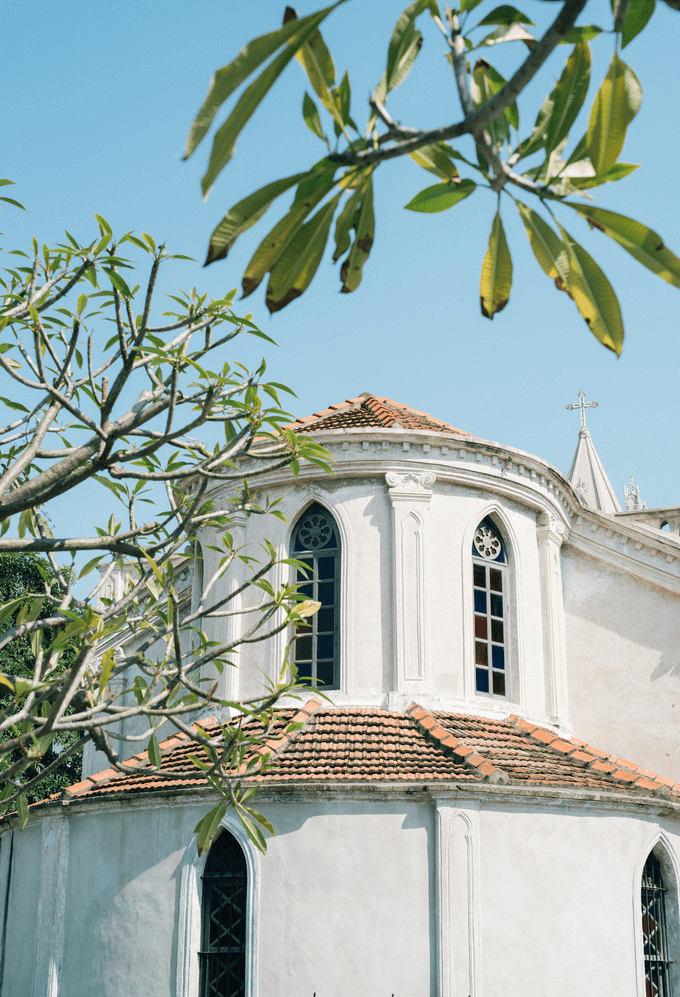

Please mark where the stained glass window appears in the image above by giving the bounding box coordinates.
[291,503,340,689]
[642,851,673,997]
[472,518,507,697]
[199,830,248,997]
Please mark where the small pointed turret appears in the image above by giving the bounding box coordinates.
[565,390,621,514]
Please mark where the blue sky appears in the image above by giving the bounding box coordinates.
[2,0,678,519]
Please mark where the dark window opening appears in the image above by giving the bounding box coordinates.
[472,518,507,698]
[642,851,673,997]
[199,830,248,997]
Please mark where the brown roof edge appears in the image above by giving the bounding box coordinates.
[507,715,678,798]
[238,695,324,774]
[407,703,510,785]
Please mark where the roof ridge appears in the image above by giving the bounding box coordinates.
[508,716,678,797]
[407,703,510,785]
[238,696,324,774]
[362,395,399,427]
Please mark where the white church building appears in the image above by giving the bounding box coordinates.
[1,391,680,996]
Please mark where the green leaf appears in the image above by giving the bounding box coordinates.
[517,202,569,283]
[106,270,133,298]
[385,0,428,94]
[185,5,342,159]
[470,59,517,144]
[461,0,484,10]
[563,202,680,290]
[294,15,346,133]
[476,5,534,27]
[205,171,308,265]
[266,192,341,313]
[333,185,362,262]
[408,142,460,181]
[242,168,336,298]
[563,160,638,190]
[621,0,655,48]
[76,292,88,314]
[560,25,602,44]
[16,791,28,828]
[587,53,641,176]
[480,209,513,319]
[520,42,590,160]
[194,801,228,855]
[302,92,326,141]
[236,808,267,853]
[404,178,476,213]
[99,647,116,696]
[200,8,342,196]
[148,732,161,769]
[340,173,376,294]
[557,223,624,355]
[476,23,535,48]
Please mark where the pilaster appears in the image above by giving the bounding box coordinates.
[536,511,570,729]
[385,471,434,691]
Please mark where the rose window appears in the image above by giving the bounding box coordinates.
[473,525,502,561]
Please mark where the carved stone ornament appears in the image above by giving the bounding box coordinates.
[297,508,334,550]
[385,471,436,492]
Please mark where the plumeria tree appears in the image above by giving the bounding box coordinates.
[0,207,329,850]
[186,0,680,355]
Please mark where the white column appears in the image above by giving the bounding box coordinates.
[536,512,569,729]
[385,471,434,692]
[33,812,69,997]
[435,798,482,997]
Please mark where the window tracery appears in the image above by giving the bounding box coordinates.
[472,518,507,697]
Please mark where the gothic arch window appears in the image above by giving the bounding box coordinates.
[199,829,248,997]
[642,849,675,996]
[290,502,340,689]
[472,517,508,697]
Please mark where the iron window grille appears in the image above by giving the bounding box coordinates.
[472,518,507,697]
[642,851,673,997]
[199,830,248,997]
[291,503,340,690]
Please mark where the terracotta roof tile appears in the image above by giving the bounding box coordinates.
[53,704,680,805]
[288,394,471,438]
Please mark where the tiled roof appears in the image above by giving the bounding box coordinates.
[288,393,471,437]
[57,702,680,804]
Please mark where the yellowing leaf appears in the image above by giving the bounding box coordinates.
[516,202,569,283]
[340,174,375,294]
[404,179,476,213]
[557,224,624,355]
[587,53,641,176]
[408,143,460,182]
[480,209,513,318]
[564,203,680,290]
[266,193,341,312]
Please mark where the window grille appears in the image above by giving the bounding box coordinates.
[472,518,507,697]
[642,851,673,997]
[199,830,247,997]
[291,503,340,689]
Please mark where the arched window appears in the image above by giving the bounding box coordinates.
[642,850,673,996]
[290,502,340,689]
[199,829,248,997]
[472,517,507,697]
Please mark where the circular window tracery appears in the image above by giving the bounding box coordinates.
[473,523,503,561]
[298,509,334,550]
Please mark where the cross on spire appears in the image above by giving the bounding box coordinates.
[566,389,598,430]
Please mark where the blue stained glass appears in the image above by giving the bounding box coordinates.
[492,645,505,669]
[476,669,489,693]
[474,590,487,614]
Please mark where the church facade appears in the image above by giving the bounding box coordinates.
[1,393,680,996]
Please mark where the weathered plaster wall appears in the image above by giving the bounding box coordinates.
[563,546,680,779]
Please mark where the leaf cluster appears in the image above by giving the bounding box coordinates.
[185,0,680,354]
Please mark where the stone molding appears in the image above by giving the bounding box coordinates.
[536,512,569,727]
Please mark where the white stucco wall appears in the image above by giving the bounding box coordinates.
[3,791,680,997]
[563,546,680,779]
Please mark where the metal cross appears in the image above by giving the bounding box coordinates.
[566,389,598,429]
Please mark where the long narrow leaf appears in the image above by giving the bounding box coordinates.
[266,193,342,312]
[587,53,641,176]
[563,202,680,290]
[201,11,340,196]
[408,143,460,181]
[557,223,624,354]
[205,171,309,265]
[340,174,375,293]
[295,20,345,132]
[186,5,340,158]
[242,169,337,298]
[520,43,590,159]
[516,202,569,283]
[480,209,513,318]
[405,178,475,213]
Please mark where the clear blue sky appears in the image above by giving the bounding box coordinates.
[2,0,678,519]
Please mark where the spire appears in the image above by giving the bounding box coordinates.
[565,390,621,514]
